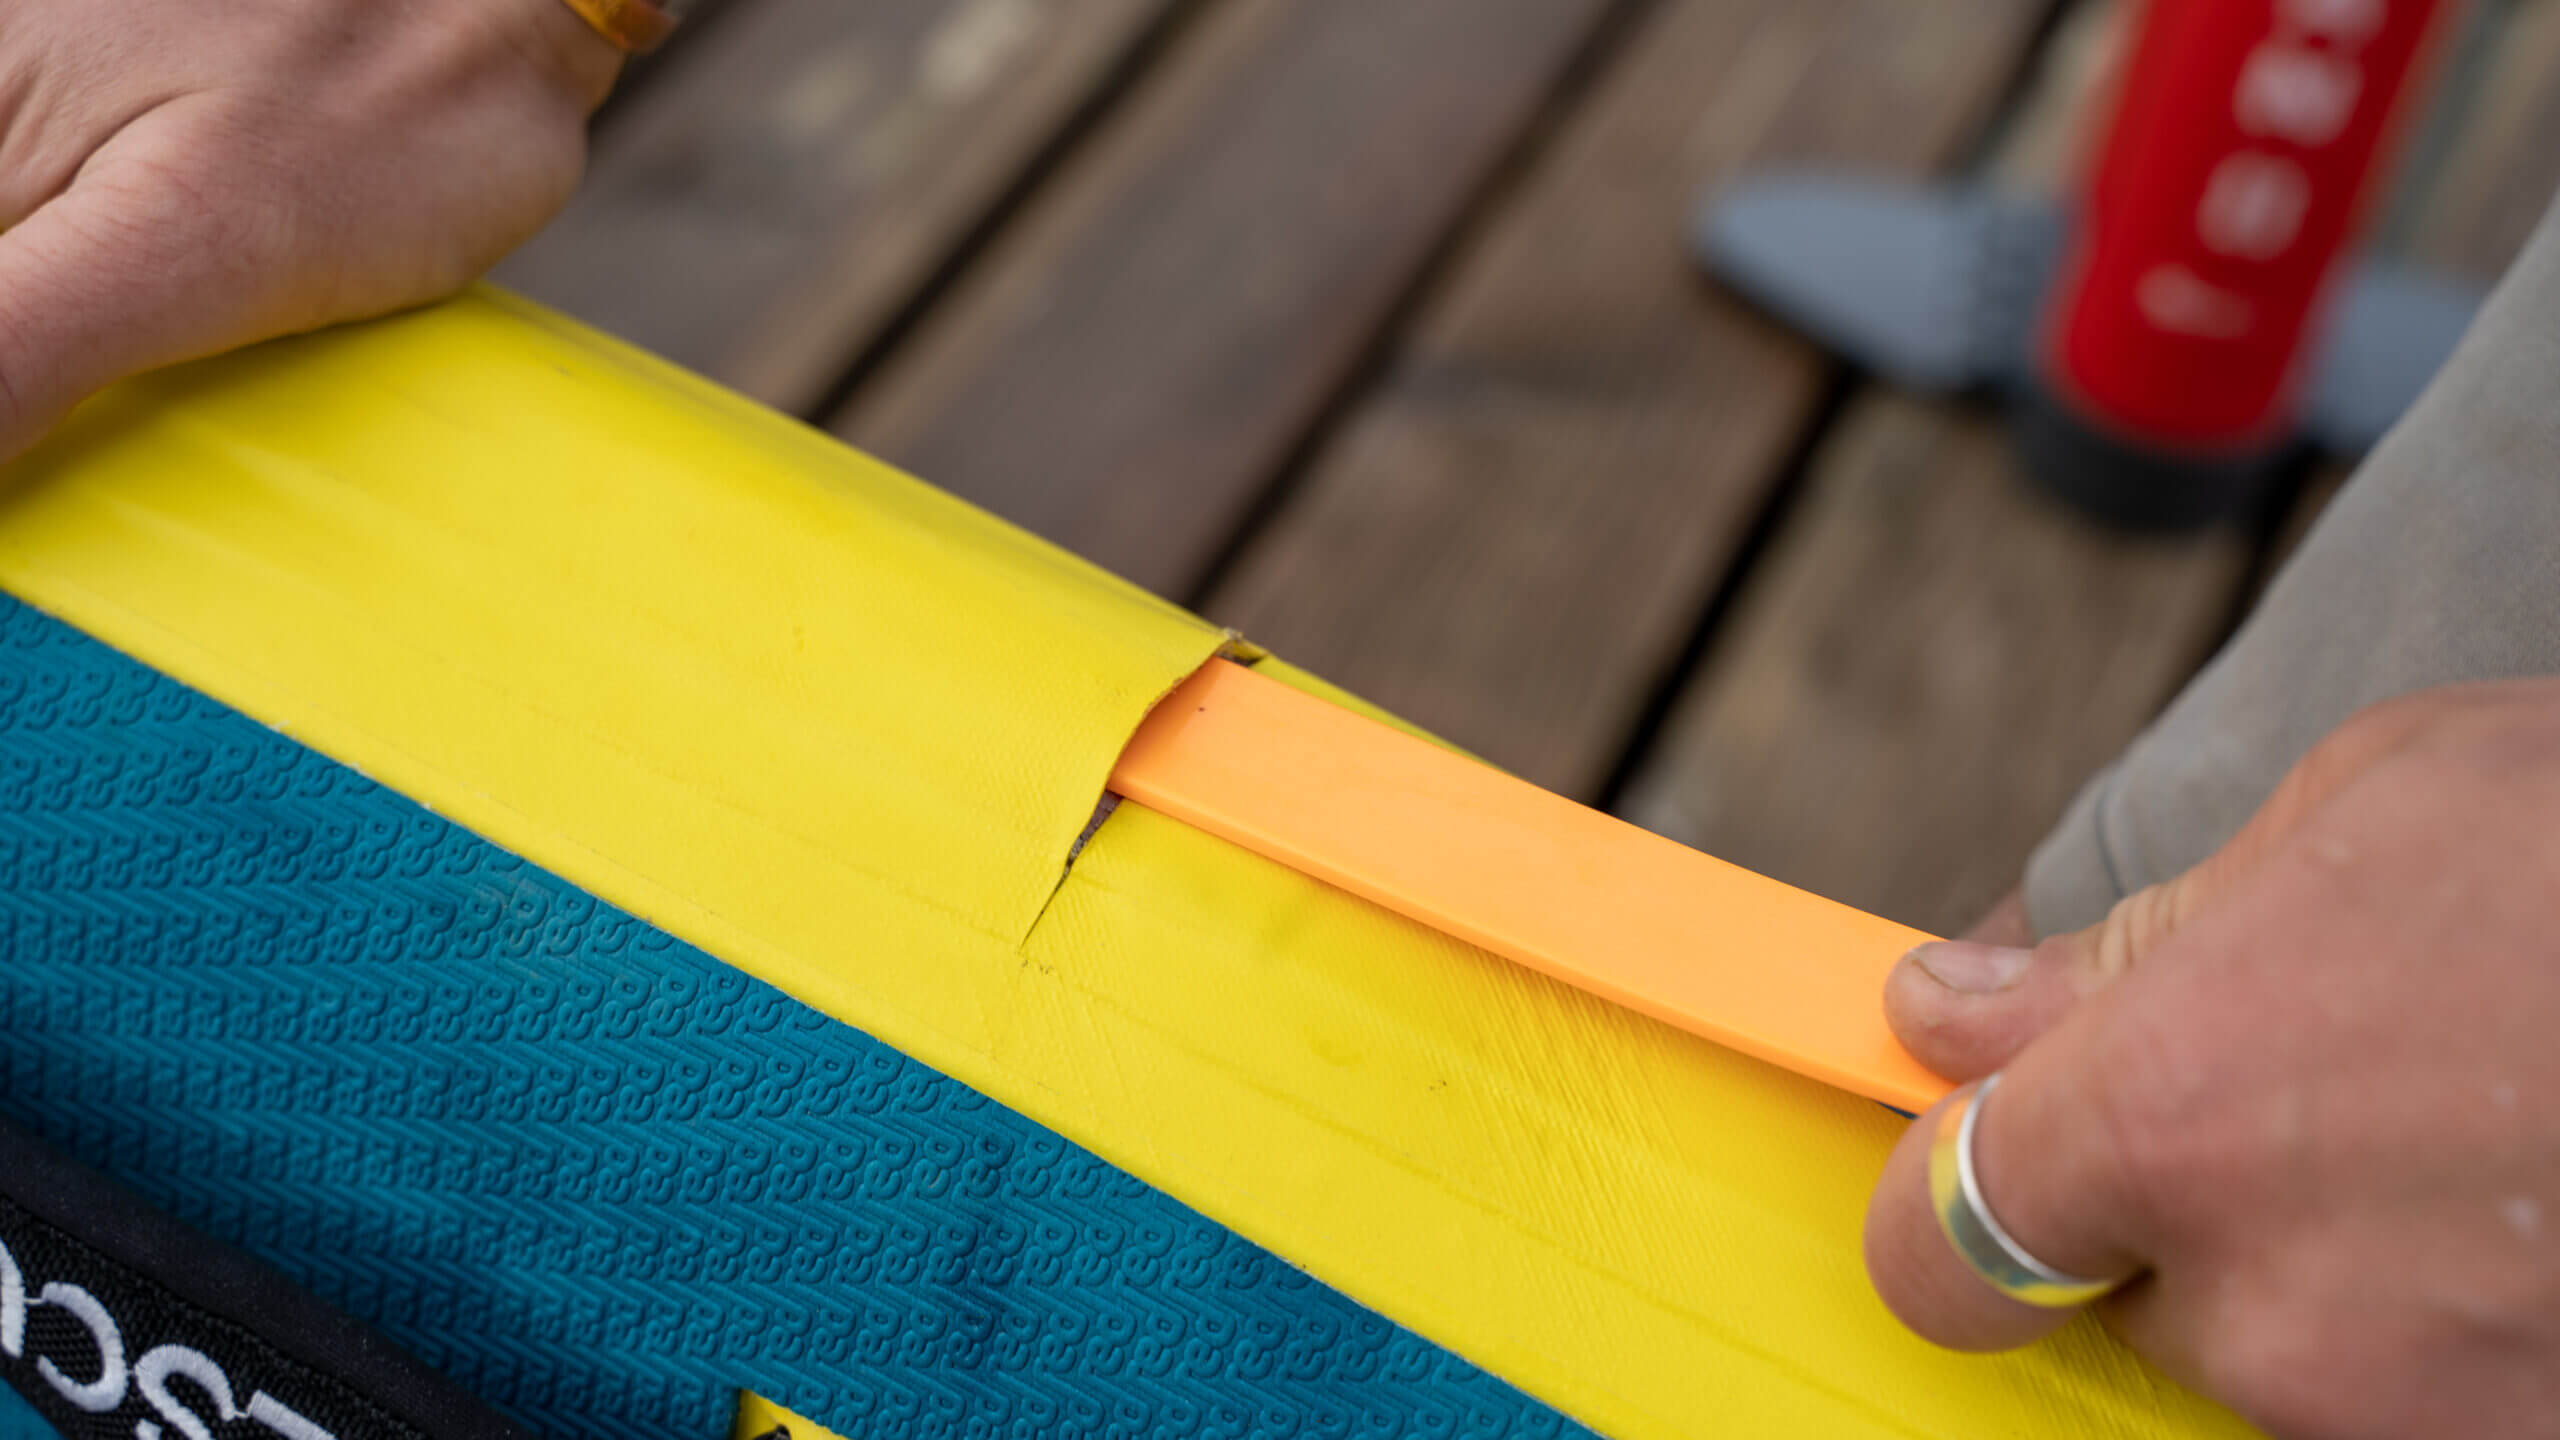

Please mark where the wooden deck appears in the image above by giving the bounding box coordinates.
[500,0,2560,936]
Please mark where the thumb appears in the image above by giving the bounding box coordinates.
[0,137,287,462]
[1884,693,2450,1082]
[1886,865,2223,1082]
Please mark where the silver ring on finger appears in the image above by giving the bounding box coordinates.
[1927,1072,2131,1308]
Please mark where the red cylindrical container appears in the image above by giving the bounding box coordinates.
[2024,0,2455,525]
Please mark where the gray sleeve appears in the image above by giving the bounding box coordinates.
[2024,191,2560,935]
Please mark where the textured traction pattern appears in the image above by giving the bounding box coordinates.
[0,596,1585,1440]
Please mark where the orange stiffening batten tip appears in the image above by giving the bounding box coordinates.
[1109,659,1952,1113]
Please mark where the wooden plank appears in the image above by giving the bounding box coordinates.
[2387,0,2560,281]
[832,0,1621,598]
[1613,0,2285,936]
[1621,395,2247,934]
[1985,0,2127,191]
[1200,0,2052,797]
[496,0,1181,413]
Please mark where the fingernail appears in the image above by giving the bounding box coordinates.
[1906,941,2031,995]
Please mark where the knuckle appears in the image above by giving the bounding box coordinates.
[92,116,299,274]
[2305,693,2442,781]
[0,274,72,451]
[2442,689,2560,775]
[2324,683,2560,778]
[2261,685,2560,847]
[0,314,32,436]
[2084,881,2183,980]
[0,356,36,455]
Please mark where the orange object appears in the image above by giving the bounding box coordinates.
[1110,660,1952,1112]
[554,0,679,53]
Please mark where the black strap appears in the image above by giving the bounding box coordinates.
[0,1117,532,1440]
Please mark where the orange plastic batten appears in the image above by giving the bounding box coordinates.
[1109,660,1953,1112]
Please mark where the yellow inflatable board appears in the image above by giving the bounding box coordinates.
[0,289,2246,1439]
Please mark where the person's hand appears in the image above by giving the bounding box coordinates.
[1867,680,2560,1437]
[0,0,621,461]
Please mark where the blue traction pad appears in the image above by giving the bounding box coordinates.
[0,595,1587,1440]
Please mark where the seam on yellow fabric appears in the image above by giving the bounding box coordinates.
[1011,801,2237,1440]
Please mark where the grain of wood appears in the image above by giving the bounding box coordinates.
[497,0,1179,413]
[1200,0,2051,797]
[832,0,1623,598]
[1986,0,2126,187]
[1622,396,2247,934]
[2389,0,2560,280]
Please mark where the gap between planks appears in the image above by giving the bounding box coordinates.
[1199,0,2059,802]
[830,0,1640,601]
[500,0,1205,417]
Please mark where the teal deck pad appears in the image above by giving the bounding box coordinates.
[0,596,1584,1440]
